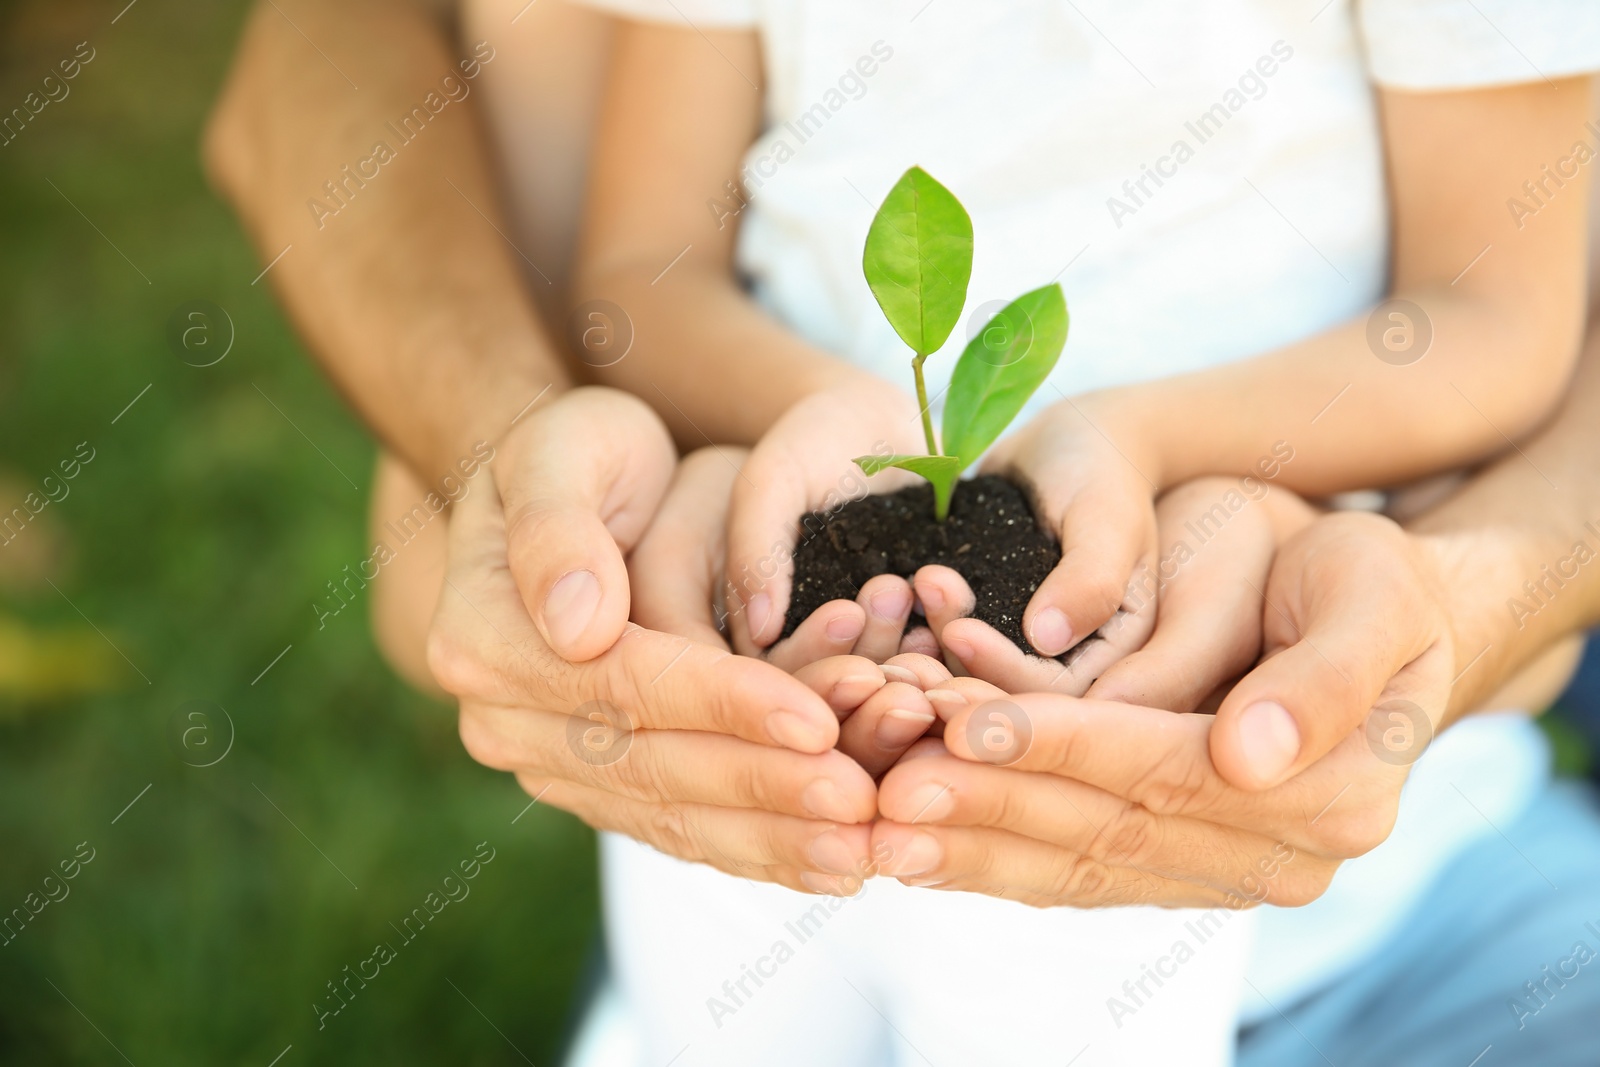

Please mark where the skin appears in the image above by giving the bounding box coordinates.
[573,20,1594,679]
[866,331,1600,907]
[205,0,884,888]
[211,3,1600,905]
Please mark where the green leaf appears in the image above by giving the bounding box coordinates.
[941,283,1068,467]
[854,453,962,521]
[862,167,973,358]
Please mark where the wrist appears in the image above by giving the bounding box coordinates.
[1046,386,1169,485]
[1413,525,1556,725]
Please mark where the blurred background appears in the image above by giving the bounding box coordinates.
[0,1,595,1063]
[6,2,1600,1065]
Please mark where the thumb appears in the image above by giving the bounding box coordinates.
[495,388,676,663]
[1211,515,1437,791]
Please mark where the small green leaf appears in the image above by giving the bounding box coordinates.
[854,453,962,521]
[941,284,1068,467]
[862,167,973,358]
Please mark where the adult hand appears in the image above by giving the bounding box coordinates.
[873,510,1459,908]
[431,388,880,894]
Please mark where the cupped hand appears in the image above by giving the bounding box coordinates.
[630,445,946,776]
[871,510,1459,908]
[723,377,930,664]
[965,394,1161,662]
[432,388,882,894]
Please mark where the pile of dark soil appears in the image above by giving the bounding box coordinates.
[781,474,1060,652]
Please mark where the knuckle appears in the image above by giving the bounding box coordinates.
[1314,798,1398,859]
[1047,852,1117,904]
[644,803,700,862]
[427,626,489,697]
[457,712,516,772]
[1100,805,1161,866]
[1128,751,1212,816]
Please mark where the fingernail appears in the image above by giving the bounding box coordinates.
[748,593,772,644]
[919,582,947,614]
[943,634,975,662]
[766,709,826,751]
[826,614,864,642]
[881,832,941,877]
[807,829,859,874]
[1028,608,1072,657]
[870,586,911,620]
[802,778,858,823]
[1238,700,1300,785]
[542,570,601,653]
[880,664,919,685]
[901,781,955,822]
[924,688,967,719]
[873,707,936,749]
[800,871,855,896]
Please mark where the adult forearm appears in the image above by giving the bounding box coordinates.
[204,0,566,486]
[1411,319,1600,720]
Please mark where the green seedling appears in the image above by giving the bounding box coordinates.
[855,166,1069,520]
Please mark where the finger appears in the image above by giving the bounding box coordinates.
[942,691,1403,851]
[876,751,1322,902]
[836,682,938,778]
[1088,479,1275,712]
[870,822,1237,908]
[525,775,875,895]
[920,566,1152,694]
[465,702,877,822]
[898,627,941,658]
[853,574,914,663]
[725,447,814,654]
[878,652,952,690]
[628,446,741,650]
[765,600,867,673]
[1023,470,1157,658]
[923,674,1011,722]
[791,656,887,718]
[497,387,677,662]
[912,565,976,674]
[939,616,1083,692]
[1212,513,1440,791]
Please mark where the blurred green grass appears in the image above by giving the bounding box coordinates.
[0,1,596,1063]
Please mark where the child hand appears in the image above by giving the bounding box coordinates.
[723,377,932,667]
[908,399,1163,691]
[915,469,1303,702]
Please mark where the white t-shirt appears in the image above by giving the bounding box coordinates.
[577,0,1600,1024]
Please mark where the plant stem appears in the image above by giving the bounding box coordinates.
[911,354,938,456]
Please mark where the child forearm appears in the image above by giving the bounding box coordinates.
[1083,281,1584,495]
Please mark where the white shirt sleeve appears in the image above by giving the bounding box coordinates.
[566,0,756,27]
[1358,0,1600,89]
